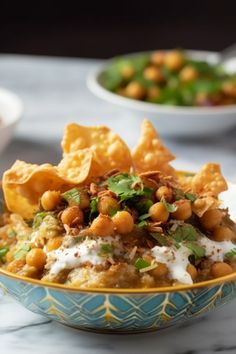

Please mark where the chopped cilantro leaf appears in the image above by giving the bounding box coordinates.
[14,243,31,260]
[137,220,148,228]
[150,232,170,246]
[62,188,81,206]
[225,248,236,259]
[107,173,147,201]
[0,247,9,261]
[135,199,153,214]
[135,258,150,270]
[186,242,205,259]
[98,243,113,257]
[161,197,178,212]
[139,213,150,221]
[108,207,119,217]
[185,193,197,202]
[171,225,198,243]
[89,197,98,221]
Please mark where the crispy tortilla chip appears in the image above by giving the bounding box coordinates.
[2,161,75,219]
[132,119,175,175]
[61,123,132,173]
[191,163,228,196]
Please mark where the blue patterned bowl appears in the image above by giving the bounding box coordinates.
[1,184,236,333]
[1,270,236,333]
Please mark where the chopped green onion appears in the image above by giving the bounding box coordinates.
[98,243,113,257]
[135,258,150,270]
[161,197,178,212]
[185,193,197,202]
[62,188,81,206]
[225,248,236,259]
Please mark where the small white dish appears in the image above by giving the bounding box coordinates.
[0,88,23,154]
[87,50,236,137]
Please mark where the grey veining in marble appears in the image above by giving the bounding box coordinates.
[0,54,236,354]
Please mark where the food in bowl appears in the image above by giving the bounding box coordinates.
[0,120,236,289]
[101,49,236,107]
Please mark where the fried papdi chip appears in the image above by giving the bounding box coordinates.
[132,119,175,175]
[61,123,132,173]
[2,160,75,219]
[192,196,220,217]
[191,163,228,196]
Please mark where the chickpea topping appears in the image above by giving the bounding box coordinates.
[155,186,173,202]
[200,209,223,230]
[150,262,168,278]
[222,81,236,98]
[143,66,163,83]
[180,66,198,82]
[212,226,234,242]
[61,206,84,226]
[125,81,146,100]
[112,211,134,234]
[164,50,185,71]
[97,196,120,215]
[187,264,198,281]
[150,51,165,66]
[147,86,160,100]
[78,191,90,209]
[26,248,47,270]
[121,65,135,79]
[149,202,169,222]
[41,190,61,211]
[211,262,233,278]
[6,259,26,273]
[46,236,63,252]
[171,199,192,221]
[90,215,115,236]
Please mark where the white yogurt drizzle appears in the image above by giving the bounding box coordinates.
[198,236,236,262]
[151,245,193,285]
[48,236,116,276]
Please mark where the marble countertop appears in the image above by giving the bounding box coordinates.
[1,54,236,354]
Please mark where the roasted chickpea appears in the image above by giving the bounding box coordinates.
[200,209,223,230]
[150,262,168,278]
[155,186,173,202]
[212,226,234,242]
[121,65,135,79]
[78,190,90,209]
[171,199,192,220]
[41,190,61,211]
[149,202,169,222]
[46,236,63,252]
[143,66,163,83]
[180,66,198,82]
[90,215,115,236]
[150,51,165,66]
[147,86,160,100]
[61,206,84,226]
[7,259,26,273]
[125,81,146,100]
[187,264,198,281]
[211,262,233,278]
[26,248,47,270]
[97,196,119,215]
[164,50,184,71]
[112,211,134,234]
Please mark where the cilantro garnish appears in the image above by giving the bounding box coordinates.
[137,220,148,228]
[139,213,150,221]
[150,232,170,246]
[98,243,113,257]
[135,258,150,270]
[0,247,9,261]
[135,199,153,214]
[108,207,119,217]
[107,173,151,201]
[225,248,236,259]
[161,197,177,213]
[14,243,31,260]
[171,225,198,243]
[89,197,99,221]
[185,193,197,203]
[186,242,205,259]
[62,188,81,206]
[7,229,17,238]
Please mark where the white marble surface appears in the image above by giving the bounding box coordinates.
[1,54,236,353]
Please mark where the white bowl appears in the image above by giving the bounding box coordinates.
[0,88,23,154]
[87,50,236,137]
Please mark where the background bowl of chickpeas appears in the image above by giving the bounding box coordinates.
[87,50,236,137]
